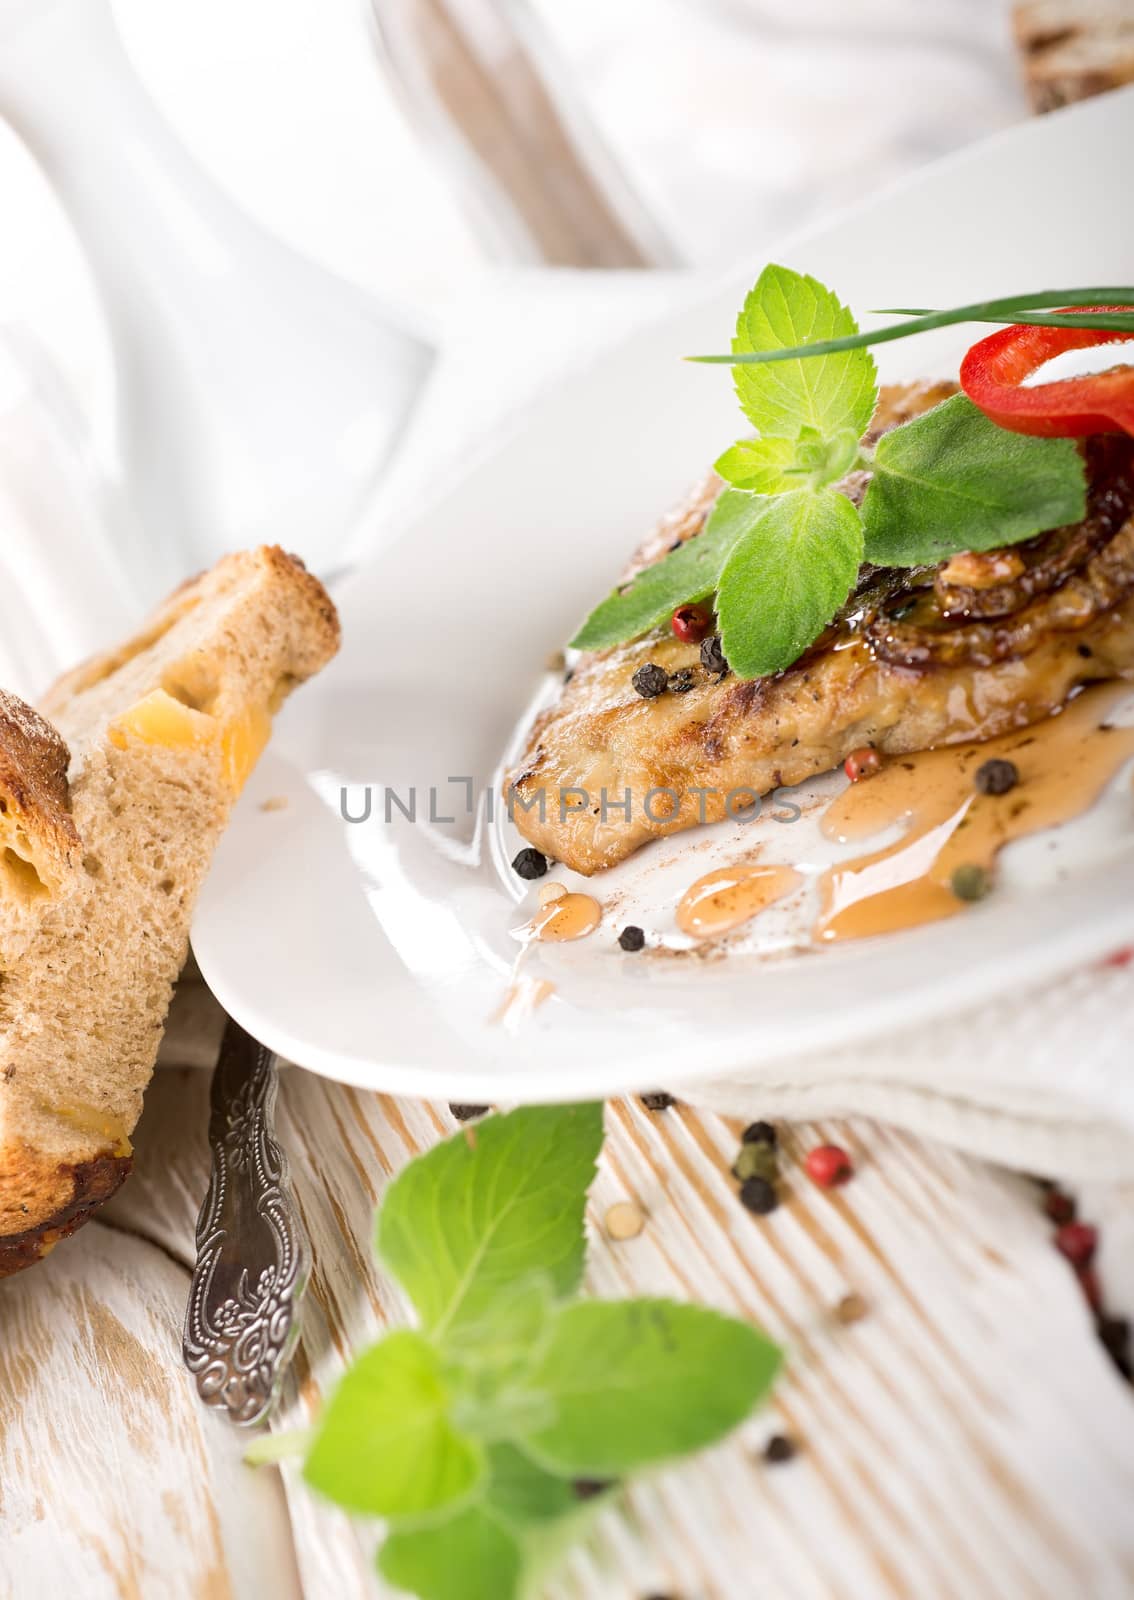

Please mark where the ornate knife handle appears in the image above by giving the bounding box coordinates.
[183,1019,309,1425]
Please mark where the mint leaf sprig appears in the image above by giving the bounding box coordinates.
[248,1104,782,1600]
[571,265,1088,679]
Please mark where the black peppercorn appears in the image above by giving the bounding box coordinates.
[640,1090,675,1111]
[763,1433,797,1464]
[572,1478,615,1500]
[739,1176,779,1215]
[1097,1315,1132,1379]
[449,1103,489,1122]
[975,758,1019,796]
[700,634,728,676]
[632,662,669,698]
[667,668,696,694]
[511,846,548,880]
[741,1119,777,1147]
[619,925,646,952]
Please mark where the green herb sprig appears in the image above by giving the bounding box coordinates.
[248,1104,781,1600]
[571,265,1089,678]
[690,287,1134,366]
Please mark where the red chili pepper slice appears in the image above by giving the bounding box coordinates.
[959,307,1134,438]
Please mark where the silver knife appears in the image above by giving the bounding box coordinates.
[182,1019,309,1425]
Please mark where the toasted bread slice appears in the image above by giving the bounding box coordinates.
[0,547,339,1276]
[1014,1,1134,110]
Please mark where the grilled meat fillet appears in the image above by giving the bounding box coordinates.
[506,382,1134,875]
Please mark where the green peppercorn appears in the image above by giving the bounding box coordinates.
[951,862,991,902]
[733,1142,779,1183]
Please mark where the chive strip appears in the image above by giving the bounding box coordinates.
[689,288,1134,365]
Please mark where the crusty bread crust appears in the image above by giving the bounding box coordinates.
[1014,0,1134,111]
[0,1144,132,1276]
[0,546,339,1277]
[0,689,80,898]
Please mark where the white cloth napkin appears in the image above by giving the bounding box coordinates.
[386,268,1134,1183]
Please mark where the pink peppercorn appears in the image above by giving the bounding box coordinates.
[805,1144,854,1188]
[1054,1222,1098,1269]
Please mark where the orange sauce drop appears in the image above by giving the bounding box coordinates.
[816,682,1134,944]
[676,863,802,939]
[530,892,602,942]
[493,977,556,1026]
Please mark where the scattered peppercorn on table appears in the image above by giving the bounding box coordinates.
[5,966,1134,1599]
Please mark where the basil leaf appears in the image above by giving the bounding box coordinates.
[732,264,877,441]
[716,488,863,679]
[717,427,862,494]
[568,495,744,652]
[304,1331,482,1518]
[862,393,1088,566]
[714,436,798,492]
[377,1446,594,1600]
[482,1443,581,1525]
[516,1299,782,1477]
[379,1502,521,1600]
[443,1274,554,1382]
[377,1104,604,1347]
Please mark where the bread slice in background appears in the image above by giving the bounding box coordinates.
[0,546,339,1277]
[1014,0,1134,110]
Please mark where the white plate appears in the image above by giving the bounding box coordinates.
[194,90,1134,1102]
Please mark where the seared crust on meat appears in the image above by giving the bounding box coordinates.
[506,384,1134,874]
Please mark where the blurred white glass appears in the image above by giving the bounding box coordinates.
[526,0,1028,267]
[0,328,141,700]
[0,0,434,593]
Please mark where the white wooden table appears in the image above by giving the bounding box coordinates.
[4,972,1134,1599]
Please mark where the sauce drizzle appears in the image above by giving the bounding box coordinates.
[677,863,801,939]
[816,683,1134,943]
[530,891,602,942]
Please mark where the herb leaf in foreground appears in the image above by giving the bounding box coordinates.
[378,1446,595,1600]
[516,1299,782,1477]
[377,1102,604,1347]
[732,264,877,441]
[379,1500,519,1600]
[569,500,748,652]
[862,393,1088,566]
[303,1331,483,1518]
[716,489,863,678]
[274,1104,783,1600]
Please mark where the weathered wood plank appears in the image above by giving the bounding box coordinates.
[27,984,1134,1599]
[0,1217,300,1600]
